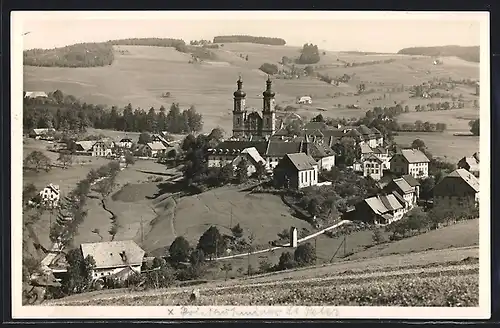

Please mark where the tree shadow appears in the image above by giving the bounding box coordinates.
[146,181,201,200]
[136,169,177,177]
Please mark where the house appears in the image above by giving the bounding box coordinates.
[304,141,336,171]
[362,154,383,181]
[432,169,480,209]
[354,194,405,225]
[91,140,115,157]
[390,149,430,178]
[208,140,268,168]
[296,96,312,104]
[457,152,480,177]
[401,174,421,199]
[24,91,48,99]
[274,153,318,190]
[384,177,418,211]
[118,138,134,149]
[151,134,172,147]
[231,147,267,176]
[39,183,60,208]
[143,142,167,158]
[372,146,391,170]
[80,240,146,280]
[74,141,95,155]
[29,128,56,140]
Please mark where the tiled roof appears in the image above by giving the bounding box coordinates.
[364,154,383,163]
[305,142,335,159]
[445,169,480,192]
[303,122,327,130]
[75,141,96,151]
[147,142,167,151]
[379,194,404,211]
[210,140,268,156]
[266,140,303,157]
[360,144,373,154]
[397,149,430,163]
[234,147,266,165]
[80,240,145,269]
[286,153,317,171]
[357,125,374,135]
[372,146,388,154]
[364,194,403,214]
[392,178,414,194]
[371,127,382,135]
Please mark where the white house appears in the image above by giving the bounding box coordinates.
[362,154,383,181]
[80,240,146,280]
[29,128,56,140]
[273,153,319,190]
[144,142,167,158]
[91,140,115,157]
[390,149,430,178]
[296,96,312,105]
[384,177,418,212]
[39,183,60,208]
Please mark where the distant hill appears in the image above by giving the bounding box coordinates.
[213,35,286,46]
[397,45,479,63]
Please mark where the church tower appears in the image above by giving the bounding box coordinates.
[261,76,276,137]
[232,76,247,138]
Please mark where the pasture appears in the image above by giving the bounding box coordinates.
[24,43,480,134]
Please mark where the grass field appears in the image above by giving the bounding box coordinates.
[24,44,480,134]
[46,246,479,306]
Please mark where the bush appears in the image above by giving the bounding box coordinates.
[294,242,316,266]
[278,252,297,270]
[259,63,279,75]
[169,236,191,263]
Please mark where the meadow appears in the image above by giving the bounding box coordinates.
[24,43,480,136]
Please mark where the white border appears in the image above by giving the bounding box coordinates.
[11,11,491,319]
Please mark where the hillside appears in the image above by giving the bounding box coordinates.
[397,45,480,63]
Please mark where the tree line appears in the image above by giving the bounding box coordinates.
[23,42,115,67]
[397,45,480,63]
[212,35,286,45]
[297,43,321,64]
[23,90,203,134]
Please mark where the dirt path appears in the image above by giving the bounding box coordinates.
[100,198,118,241]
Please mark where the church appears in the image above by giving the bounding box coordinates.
[232,76,276,139]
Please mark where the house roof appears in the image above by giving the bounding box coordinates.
[285,153,317,171]
[80,240,145,269]
[445,169,480,192]
[147,142,167,151]
[360,144,373,154]
[45,183,60,194]
[473,152,480,162]
[94,140,115,149]
[304,129,325,137]
[391,190,407,206]
[391,178,414,194]
[401,174,420,187]
[266,140,303,157]
[305,142,335,159]
[357,125,374,136]
[120,138,133,143]
[346,129,362,138]
[25,91,48,98]
[364,194,403,214]
[459,156,480,171]
[380,194,404,211]
[32,128,56,135]
[372,146,388,155]
[75,141,96,151]
[397,149,430,163]
[303,122,327,130]
[371,127,382,136]
[364,154,383,163]
[211,140,268,156]
[237,147,266,165]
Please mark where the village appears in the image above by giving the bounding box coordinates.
[22,75,480,304]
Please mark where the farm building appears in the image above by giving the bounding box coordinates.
[118,138,134,149]
[383,176,419,212]
[354,194,404,225]
[74,141,95,155]
[390,149,430,178]
[143,142,167,158]
[231,147,267,176]
[80,240,146,280]
[432,169,479,209]
[273,153,318,190]
[29,128,56,140]
[24,91,48,99]
[296,96,312,104]
[91,140,115,157]
[457,152,480,177]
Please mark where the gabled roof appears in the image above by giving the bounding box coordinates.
[120,138,133,143]
[379,194,404,211]
[443,169,480,192]
[44,183,60,194]
[266,140,303,157]
[147,142,167,151]
[391,178,414,194]
[303,121,327,130]
[394,149,430,163]
[346,129,362,137]
[473,152,480,162]
[304,129,324,137]
[285,153,317,171]
[458,156,480,172]
[360,144,373,154]
[305,142,335,159]
[233,147,266,166]
[357,125,374,136]
[75,141,96,151]
[402,174,420,187]
[211,140,268,156]
[372,146,388,155]
[364,154,383,163]
[80,240,145,269]
[93,140,115,149]
[32,128,56,135]
[371,127,382,136]
[364,194,403,214]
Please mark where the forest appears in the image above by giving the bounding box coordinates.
[212,35,286,45]
[397,45,480,63]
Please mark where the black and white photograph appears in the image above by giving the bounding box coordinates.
[11,11,490,319]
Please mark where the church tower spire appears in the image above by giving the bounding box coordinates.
[232,75,247,138]
[262,76,276,137]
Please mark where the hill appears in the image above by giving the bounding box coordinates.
[23,42,115,67]
[397,45,480,63]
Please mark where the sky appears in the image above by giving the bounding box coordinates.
[17,12,483,53]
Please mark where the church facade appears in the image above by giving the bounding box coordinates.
[232,76,276,139]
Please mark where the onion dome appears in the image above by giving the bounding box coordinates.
[263,75,276,97]
[233,76,246,98]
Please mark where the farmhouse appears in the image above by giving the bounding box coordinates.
[29,128,56,140]
[80,240,146,280]
[151,134,172,147]
[231,147,267,176]
[142,142,167,158]
[457,152,480,177]
[432,169,479,209]
[296,96,312,104]
[91,140,115,157]
[354,194,405,225]
[39,183,60,208]
[74,141,95,155]
[390,149,430,178]
[273,153,318,190]
[24,91,48,99]
[384,176,419,211]
[118,138,134,149]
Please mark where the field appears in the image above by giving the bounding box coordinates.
[24,43,480,138]
[46,246,479,306]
